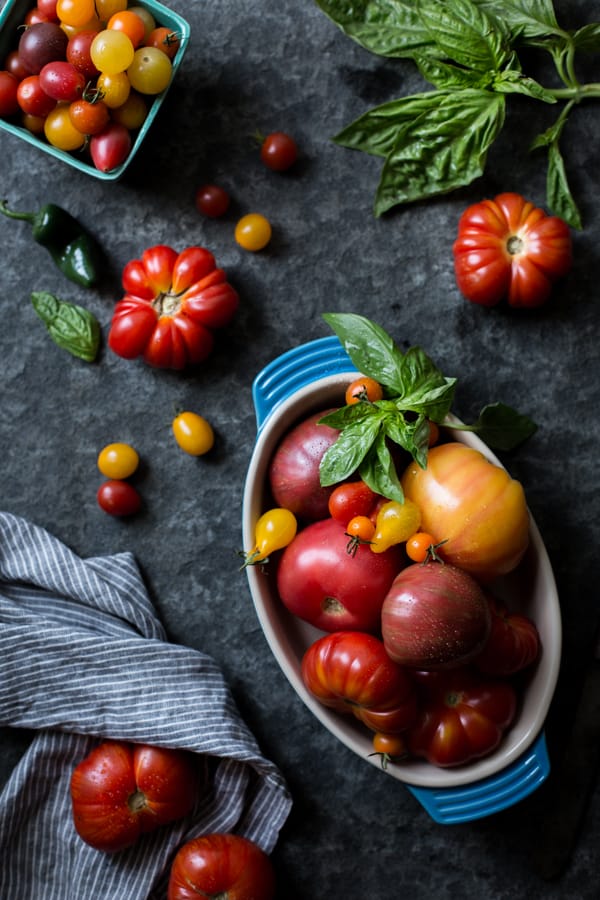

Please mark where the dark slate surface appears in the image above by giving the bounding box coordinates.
[1,0,599,896]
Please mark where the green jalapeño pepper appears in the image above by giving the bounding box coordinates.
[0,199,102,288]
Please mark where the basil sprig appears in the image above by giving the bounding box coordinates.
[315,0,600,226]
[319,312,536,501]
[31,291,101,363]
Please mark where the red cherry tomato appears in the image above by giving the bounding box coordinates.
[453,191,572,308]
[327,480,378,526]
[70,740,199,852]
[16,74,57,116]
[195,183,230,218]
[260,130,298,171]
[97,479,141,516]
[146,26,181,59]
[39,60,86,101]
[167,833,276,900]
[66,30,100,79]
[89,121,132,172]
[0,71,20,116]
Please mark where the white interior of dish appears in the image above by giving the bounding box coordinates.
[242,373,562,789]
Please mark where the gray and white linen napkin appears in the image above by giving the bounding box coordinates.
[0,512,291,899]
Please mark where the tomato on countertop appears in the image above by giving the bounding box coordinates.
[108,244,239,370]
[453,191,572,308]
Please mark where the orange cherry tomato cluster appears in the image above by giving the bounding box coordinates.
[0,0,184,171]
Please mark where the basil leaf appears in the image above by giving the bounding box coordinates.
[418,0,511,72]
[374,89,505,214]
[322,312,406,390]
[572,23,600,54]
[313,0,441,58]
[383,407,429,468]
[396,346,456,417]
[334,91,447,159]
[453,402,537,450]
[415,54,490,90]
[493,69,557,103]
[31,291,100,362]
[319,412,384,485]
[359,433,405,502]
[318,401,376,431]
[546,141,583,229]
[471,0,560,40]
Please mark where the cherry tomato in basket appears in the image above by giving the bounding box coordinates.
[0,71,19,117]
[66,30,100,79]
[407,667,517,767]
[110,91,147,130]
[17,75,57,117]
[91,29,135,75]
[453,192,572,308]
[167,833,276,900]
[127,46,172,94]
[69,95,110,134]
[89,121,132,172]
[5,51,31,82]
[97,442,139,479]
[107,10,146,48]
[172,411,215,456]
[195,184,230,219]
[243,507,298,567]
[38,0,59,20]
[474,594,540,676]
[95,0,128,20]
[235,213,272,251]
[39,61,86,101]
[301,631,417,733]
[44,104,87,150]
[277,517,403,633]
[97,479,141,516]
[328,480,378,526]
[70,740,199,852]
[96,71,130,108]
[345,376,384,405]
[56,0,96,28]
[108,245,238,370]
[260,130,298,171]
[146,26,181,58]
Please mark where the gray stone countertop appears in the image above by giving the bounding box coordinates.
[0,0,599,896]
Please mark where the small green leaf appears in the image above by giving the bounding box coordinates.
[31,291,100,362]
[415,54,491,90]
[546,141,583,229]
[459,402,537,450]
[319,413,384,485]
[493,69,557,103]
[359,434,405,502]
[572,23,600,54]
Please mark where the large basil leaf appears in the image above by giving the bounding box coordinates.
[322,312,406,389]
[31,291,100,362]
[313,0,440,58]
[374,89,505,214]
[417,0,511,72]
[471,0,560,40]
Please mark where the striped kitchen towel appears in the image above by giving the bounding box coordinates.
[0,512,292,899]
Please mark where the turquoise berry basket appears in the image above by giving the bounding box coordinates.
[0,0,190,180]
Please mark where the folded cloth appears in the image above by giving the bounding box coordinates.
[0,512,292,900]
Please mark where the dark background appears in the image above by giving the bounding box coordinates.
[1,0,599,896]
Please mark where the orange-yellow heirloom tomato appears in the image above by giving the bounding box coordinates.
[401,442,529,581]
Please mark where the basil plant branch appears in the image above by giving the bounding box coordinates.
[318,313,536,503]
[314,0,600,226]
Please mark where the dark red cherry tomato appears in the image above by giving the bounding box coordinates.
[260,130,298,171]
[97,480,141,517]
[195,184,230,218]
[0,71,20,117]
[39,60,86,101]
[66,31,100,79]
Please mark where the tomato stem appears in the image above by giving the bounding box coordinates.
[127,790,147,813]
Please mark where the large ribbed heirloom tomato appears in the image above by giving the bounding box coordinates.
[453,192,572,308]
[70,740,199,852]
[401,442,529,582]
[108,244,239,369]
[168,833,276,900]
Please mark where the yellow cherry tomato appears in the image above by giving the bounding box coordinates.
[243,508,297,567]
[370,498,422,554]
[172,412,215,456]
[44,104,86,150]
[96,71,131,108]
[97,442,139,479]
[110,91,148,129]
[235,213,272,251]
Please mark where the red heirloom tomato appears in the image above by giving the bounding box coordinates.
[453,191,572,308]
[108,245,239,369]
[474,594,540,676]
[401,442,530,582]
[301,631,417,734]
[407,668,517,767]
[70,740,199,852]
[277,517,403,633]
[168,833,276,900]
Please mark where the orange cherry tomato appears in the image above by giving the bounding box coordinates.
[345,376,384,405]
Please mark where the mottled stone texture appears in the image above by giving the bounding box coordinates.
[0,0,599,896]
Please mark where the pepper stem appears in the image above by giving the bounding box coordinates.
[0,200,35,224]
